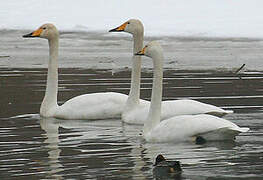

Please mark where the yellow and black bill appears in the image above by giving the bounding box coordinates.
[23,28,43,38]
[109,22,128,32]
[135,46,147,56]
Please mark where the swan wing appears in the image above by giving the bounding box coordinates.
[122,99,232,125]
[122,100,150,124]
[197,126,249,141]
[161,99,233,119]
[55,92,128,120]
[146,114,249,143]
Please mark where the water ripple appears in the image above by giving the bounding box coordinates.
[0,68,263,179]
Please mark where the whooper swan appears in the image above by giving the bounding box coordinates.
[23,23,128,120]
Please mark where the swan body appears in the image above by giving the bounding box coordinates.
[110,19,232,125]
[54,92,127,119]
[122,99,232,125]
[23,23,128,119]
[145,114,249,143]
[136,41,249,143]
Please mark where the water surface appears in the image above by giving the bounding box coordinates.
[0,68,263,179]
[1,31,263,179]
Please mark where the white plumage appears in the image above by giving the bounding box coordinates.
[23,23,128,119]
[144,114,249,143]
[136,41,249,143]
[110,19,232,125]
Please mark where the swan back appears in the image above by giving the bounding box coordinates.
[147,114,249,143]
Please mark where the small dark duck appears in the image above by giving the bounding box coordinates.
[154,154,182,172]
[153,154,182,179]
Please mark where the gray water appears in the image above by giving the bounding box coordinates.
[0,68,262,179]
[0,31,263,179]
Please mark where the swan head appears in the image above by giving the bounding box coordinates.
[109,19,144,35]
[23,23,59,40]
[135,41,163,58]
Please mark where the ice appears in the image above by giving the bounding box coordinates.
[1,0,263,38]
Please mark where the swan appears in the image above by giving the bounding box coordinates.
[109,19,232,125]
[135,41,249,143]
[23,23,128,119]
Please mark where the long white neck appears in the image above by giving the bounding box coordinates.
[40,37,59,117]
[125,32,143,108]
[143,52,163,135]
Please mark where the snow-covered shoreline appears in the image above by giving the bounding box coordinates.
[1,0,263,38]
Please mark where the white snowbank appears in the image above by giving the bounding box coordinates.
[1,0,263,38]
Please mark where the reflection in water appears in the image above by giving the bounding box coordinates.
[120,123,242,180]
[153,167,183,180]
[122,123,149,179]
[131,145,148,179]
[40,118,63,179]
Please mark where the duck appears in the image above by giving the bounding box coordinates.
[153,154,182,179]
[154,154,182,173]
[135,41,249,143]
[23,23,128,120]
[109,19,232,125]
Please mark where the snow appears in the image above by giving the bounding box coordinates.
[1,0,263,38]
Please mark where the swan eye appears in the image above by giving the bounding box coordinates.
[42,27,46,30]
[127,22,130,24]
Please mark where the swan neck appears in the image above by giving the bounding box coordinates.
[126,32,144,108]
[133,32,143,53]
[40,37,59,116]
[143,53,163,135]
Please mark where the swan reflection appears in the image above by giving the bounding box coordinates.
[40,117,63,179]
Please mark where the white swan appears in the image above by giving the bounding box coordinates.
[135,41,249,143]
[23,23,128,119]
[109,19,232,125]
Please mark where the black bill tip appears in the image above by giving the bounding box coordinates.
[109,28,123,32]
[134,52,144,56]
[22,32,34,38]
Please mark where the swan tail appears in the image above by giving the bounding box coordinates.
[224,110,234,114]
[205,109,233,117]
[230,127,250,133]
[196,126,249,142]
